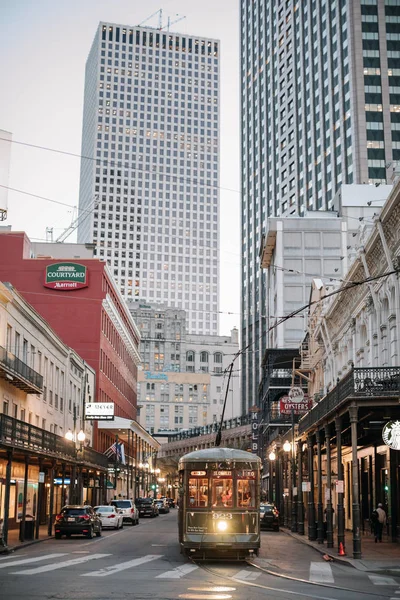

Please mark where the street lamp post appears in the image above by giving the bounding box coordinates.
[291,408,297,533]
[65,405,86,504]
[268,450,276,504]
[283,440,291,527]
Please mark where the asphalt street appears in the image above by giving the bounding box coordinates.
[1,511,399,600]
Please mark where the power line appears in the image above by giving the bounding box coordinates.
[0,136,241,196]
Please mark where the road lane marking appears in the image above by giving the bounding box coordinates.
[0,554,26,561]
[369,575,398,586]
[0,554,67,569]
[309,562,334,583]
[232,569,261,581]
[156,564,198,579]
[11,553,110,575]
[82,554,162,577]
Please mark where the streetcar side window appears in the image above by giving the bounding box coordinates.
[237,479,256,507]
[211,478,233,507]
[188,478,209,507]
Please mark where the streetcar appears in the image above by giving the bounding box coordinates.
[178,447,261,559]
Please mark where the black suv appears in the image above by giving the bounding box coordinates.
[135,497,159,517]
[54,505,102,539]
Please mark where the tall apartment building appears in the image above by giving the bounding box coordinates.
[129,302,240,433]
[78,22,220,335]
[240,0,400,412]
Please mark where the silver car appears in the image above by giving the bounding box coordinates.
[110,499,139,525]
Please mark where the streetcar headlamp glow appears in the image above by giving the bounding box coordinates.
[217,520,228,532]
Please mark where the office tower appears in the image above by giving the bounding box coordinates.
[78,22,220,335]
[240,0,400,412]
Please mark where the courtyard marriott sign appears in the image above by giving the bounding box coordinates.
[44,263,88,290]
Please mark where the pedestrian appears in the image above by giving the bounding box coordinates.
[372,503,387,543]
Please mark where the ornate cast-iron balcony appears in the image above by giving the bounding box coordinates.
[0,346,43,394]
[298,366,400,434]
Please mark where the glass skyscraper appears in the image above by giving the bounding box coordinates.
[241,0,400,412]
[78,23,220,335]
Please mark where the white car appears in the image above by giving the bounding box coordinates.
[110,499,139,525]
[94,505,124,529]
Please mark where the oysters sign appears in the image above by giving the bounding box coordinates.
[44,262,88,290]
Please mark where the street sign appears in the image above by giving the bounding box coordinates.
[336,480,344,493]
[39,472,45,483]
[85,402,115,420]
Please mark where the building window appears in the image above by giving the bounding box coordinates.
[200,351,209,363]
[214,352,222,363]
[186,351,195,362]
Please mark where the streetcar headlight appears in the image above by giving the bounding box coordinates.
[217,520,228,532]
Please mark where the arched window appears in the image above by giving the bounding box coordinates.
[186,351,195,362]
[200,351,209,363]
[214,352,223,363]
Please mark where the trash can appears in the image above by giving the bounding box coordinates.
[20,518,35,540]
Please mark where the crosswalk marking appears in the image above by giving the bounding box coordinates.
[0,554,26,561]
[233,568,261,582]
[0,554,67,570]
[309,562,334,583]
[156,564,198,579]
[369,575,398,586]
[11,553,110,575]
[82,554,162,578]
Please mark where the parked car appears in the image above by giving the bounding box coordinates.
[135,497,159,517]
[54,505,102,539]
[94,505,124,529]
[154,498,170,514]
[109,499,139,525]
[165,497,175,509]
[259,503,280,531]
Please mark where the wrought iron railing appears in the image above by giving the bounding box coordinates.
[168,413,253,442]
[81,446,109,469]
[0,346,43,391]
[299,367,400,433]
[0,414,76,458]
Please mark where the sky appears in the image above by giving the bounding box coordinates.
[0,0,241,336]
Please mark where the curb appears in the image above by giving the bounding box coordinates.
[282,529,400,576]
[0,535,53,555]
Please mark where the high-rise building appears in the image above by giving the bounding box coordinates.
[240,0,400,412]
[78,22,220,335]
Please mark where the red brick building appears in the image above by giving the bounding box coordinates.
[0,231,141,451]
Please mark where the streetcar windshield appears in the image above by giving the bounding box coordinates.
[188,478,209,507]
[211,476,233,507]
[237,476,256,508]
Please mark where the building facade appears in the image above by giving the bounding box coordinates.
[0,231,141,455]
[129,302,240,434]
[0,281,109,543]
[277,177,400,555]
[241,0,400,411]
[78,22,220,335]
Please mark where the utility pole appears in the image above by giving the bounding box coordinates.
[114,434,119,492]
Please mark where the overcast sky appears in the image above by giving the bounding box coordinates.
[0,0,240,336]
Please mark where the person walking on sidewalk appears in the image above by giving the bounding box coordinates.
[372,503,387,542]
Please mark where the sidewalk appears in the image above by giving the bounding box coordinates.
[284,527,400,576]
[1,524,52,554]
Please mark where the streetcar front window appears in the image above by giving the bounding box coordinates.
[237,478,256,507]
[188,478,209,507]
[211,478,233,507]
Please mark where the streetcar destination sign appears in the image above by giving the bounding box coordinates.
[44,262,88,290]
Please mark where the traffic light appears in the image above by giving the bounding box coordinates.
[151,484,156,490]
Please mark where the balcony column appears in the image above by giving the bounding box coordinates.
[19,456,29,542]
[297,440,304,535]
[349,405,362,558]
[335,416,345,554]
[61,462,67,507]
[307,434,316,540]
[316,429,324,544]
[325,424,334,548]
[2,450,13,546]
[47,460,56,537]
[35,458,44,540]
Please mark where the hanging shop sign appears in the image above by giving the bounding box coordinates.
[44,262,88,290]
[382,420,400,450]
[280,395,312,415]
[288,386,305,403]
[85,402,115,420]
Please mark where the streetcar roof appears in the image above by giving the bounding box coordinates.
[178,447,261,465]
